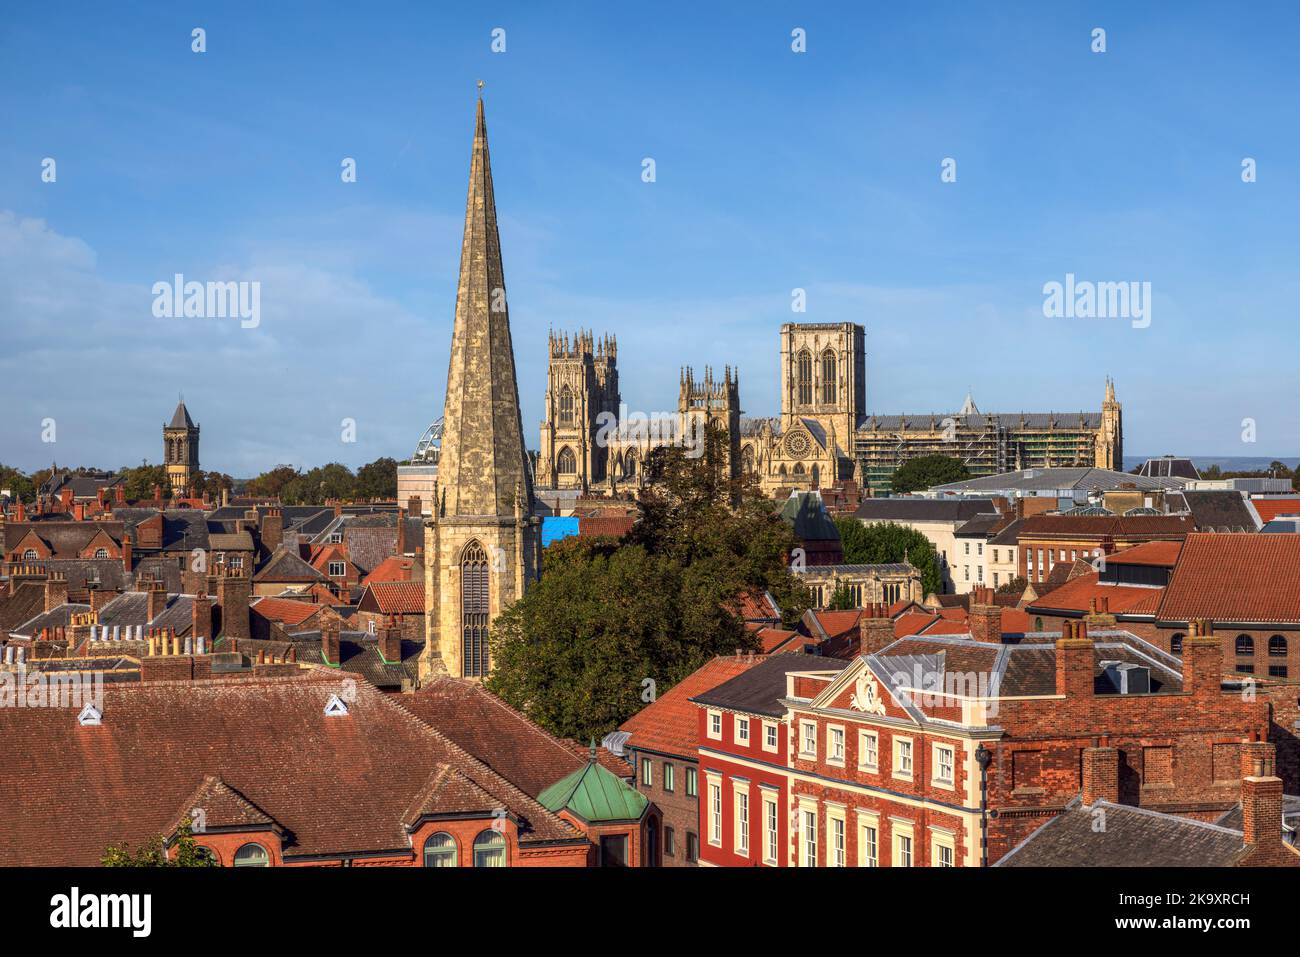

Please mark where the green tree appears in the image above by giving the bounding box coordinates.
[996,575,1028,596]
[890,455,970,494]
[245,465,299,499]
[117,464,171,501]
[833,517,943,597]
[826,584,858,610]
[0,465,36,504]
[354,456,398,500]
[486,425,809,741]
[102,820,217,867]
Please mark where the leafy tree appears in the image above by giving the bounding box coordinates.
[996,575,1028,596]
[833,517,943,597]
[826,584,858,610]
[102,819,217,867]
[0,465,36,504]
[487,425,809,741]
[890,455,970,494]
[117,464,171,501]
[245,465,299,499]
[191,469,234,500]
[354,456,398,500]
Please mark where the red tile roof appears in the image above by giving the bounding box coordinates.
[806,610,865,642]
[578,515,636,539]
[396,678,628,797]
[250,596,321,627]
[729,589,782,622]
[363,580,425,615]
[361,556,415,585]
[1252,498,1300,524]
[618,655,766,758]
[754,627,802,653]
[1027,572,1163,617]
[1159,532,1300,624]
[0,670,581,865]
[1107,540,1182,567]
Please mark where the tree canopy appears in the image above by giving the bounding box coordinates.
[890,455,971,494]
[833,517,943,597]
[102,820,217,867]
[486,426,810,741]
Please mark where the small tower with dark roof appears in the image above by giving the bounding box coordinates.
[163,398,199,495]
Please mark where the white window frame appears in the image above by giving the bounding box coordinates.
[827,724,845,767]
[799,720,817,760]
[893,736,914,781]
[858,730,879,772]
[827,806,846,867]
[734,784,750,856]
[641,757,653,787]
[798,802,818,867]
[328,560,346,577]
[707,710,722,741]
[932,743,955,790]
[762,790,779,866]
[762,720,779,753]
[735,715,750,745]
[893,823,914,868]
[932,829,956,868]
[857,812,879,868]
[706,775,722,847]
[663,762,675,793]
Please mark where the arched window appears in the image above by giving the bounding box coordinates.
[461,541,489,678]
[1235,635,1254,656]
[423,832,458,867]
[559,385,574,427]
[193,846,217,866]
[1170,633,1184,655]
[821,349,837,404]
[742,445,756,475]
[233,843,269,867]
[1034,617,1043,632]
[796,349,813,405]
[623,450,637,478]
[557,446,577,475]
[1269,635,1287,657]
[93,548,109,559]
[22,549,37,561]
[793,463,805,476]
[473,829,507,867]
[778,464,787,477]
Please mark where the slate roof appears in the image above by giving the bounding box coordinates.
[1159,532,1300,624]
[619,656,768,759]
[1018,514,1193,540]
[1135,456,1200,480]
[854,498,995,523]
[0,670,583,865]
[692,652,849,717]
[168,400,196,430]
[997,798,1250,867]
[0,582,47,634]
[928,467,1186,494]
[1166,490,1260,532]
[255,547,327,584]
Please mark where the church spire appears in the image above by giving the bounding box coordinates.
[437,96,533,517]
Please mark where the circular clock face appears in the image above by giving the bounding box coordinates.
[786,431,811,459]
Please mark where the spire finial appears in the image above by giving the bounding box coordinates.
[477,79,485,98]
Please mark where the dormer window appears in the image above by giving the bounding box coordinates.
[93,548,109,559]
[233,843,269,867]
[328,561,346,577]
[22,549,37,561]
[329,533,342,544]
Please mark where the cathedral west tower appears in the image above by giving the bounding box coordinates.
[421,95,541,682]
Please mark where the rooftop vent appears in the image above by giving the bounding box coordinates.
[78,703,102,726]
[1100,661,1151,695]
[323,693,350,717]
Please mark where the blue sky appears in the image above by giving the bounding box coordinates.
[2,1,1298,476]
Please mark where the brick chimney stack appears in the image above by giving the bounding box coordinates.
[380,614,402,663]
[114,484,126,506]
[216,568,251,641]
[858,602,895,656]
[1239,741,1284,860]
[1081,739,1119,805]
[73,503,85,521]
[968,586,1002,644]
[89,586,114,613]
[261,508,284,554]
[1182,618,1223,697]
[192,592,212,642]
[43,572,69,612]
[59,488,73,513]
[121,534,133,572]
[321,619,341,666]
[14,499,25,522]
[396,508,407,556]
[1055,620,1095,697]
[408,496,422,517]
[146,580,168,622]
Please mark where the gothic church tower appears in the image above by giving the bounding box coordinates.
[163,399,199,495]
[421,97,541,682]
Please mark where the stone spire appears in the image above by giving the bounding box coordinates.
[437,97,533,518]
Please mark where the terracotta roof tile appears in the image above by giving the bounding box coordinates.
[1028,572,1163,616]
[363,580,424,615]
[1160,532,1300,624]
[619,656,766,758]
[250,596,321,627]
[1106,540,1182,567]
